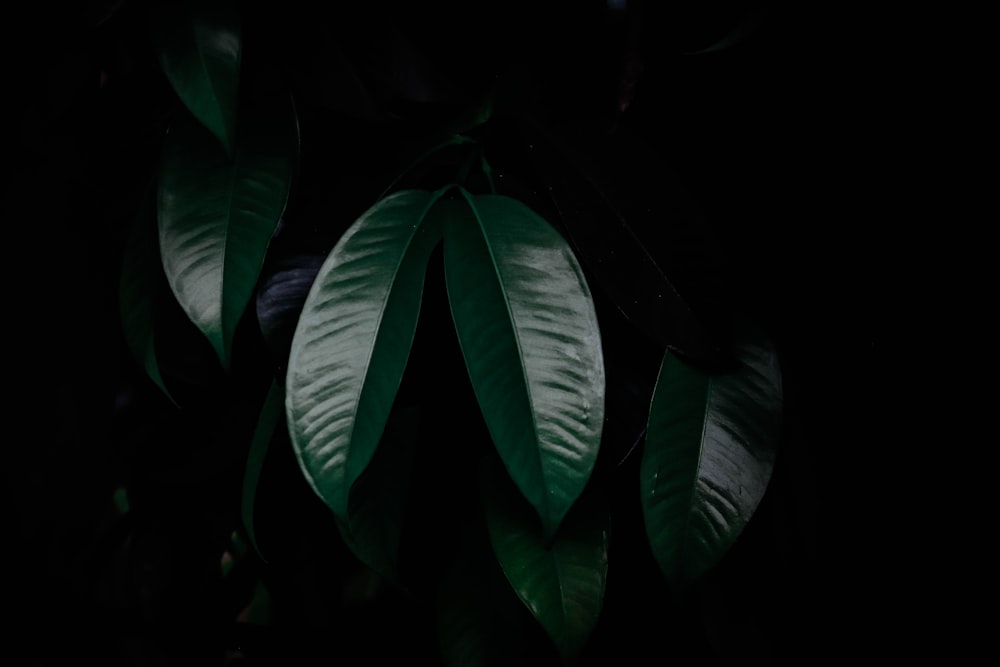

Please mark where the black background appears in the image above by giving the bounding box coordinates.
[4,0,907,664]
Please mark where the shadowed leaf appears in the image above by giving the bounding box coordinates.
[150,0,241,154]
[119,183,177,406]
[482,457,609,665]
[336,404,420,585]
[242,380,284,562]
[641,323,782,591]
[158,89,298,370]
[436,518,533,667]
[683,8,771,55]
[492,117,728,370]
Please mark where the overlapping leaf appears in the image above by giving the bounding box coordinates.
[487,117,729,370]
[285,189,446,521]
[443,191,605,537]
[482,457,609,666]
[158,90,298,370]
[336,404,420,584]
[641,325,782,590]
[149,0,241,154]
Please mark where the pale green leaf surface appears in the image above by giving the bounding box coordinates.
[286,189,446,520]
[444,191,605,537]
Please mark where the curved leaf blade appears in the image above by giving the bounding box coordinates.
[150,0,241,153]
[444,192,605,537]
[242,380,284,562]
[286,189,446,520]
[482,457,609,665]
[158,91,298,370]
[491,117,729,370]
[118,184,177,406]
[336,404,420,585]
[641,325,783,591]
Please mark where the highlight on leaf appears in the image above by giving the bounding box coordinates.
[640,323,783,591]
[157,89,298,370]
[285,188,448,524]
[443,189,606,538]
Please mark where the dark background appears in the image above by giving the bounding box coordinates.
[5,0,902,663]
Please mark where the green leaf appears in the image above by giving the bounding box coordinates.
[286,189,447,521]
[149,0,241,154]
[443,191,605,537]
[482,457,609,666]
[336,404,420,585]
[505,117,730,370]
[242,380,284,562]
[119,183,177,406]
[641,324,783,591]
[158,90,298,370]
[437,520,532,667]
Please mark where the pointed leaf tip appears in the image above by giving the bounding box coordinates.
[641,324,782,590]
[158,90,297,370]
[150,0,241,154]
[119,184,179,406]
[286,189,446,521]
[444,191,605,537]
[483,458,609,665]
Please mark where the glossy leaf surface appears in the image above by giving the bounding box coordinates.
[444,191,605,537]
[492,117,728,370]
[286,189,446,521]
[482,458,609,665]
[149,0,241,153]
[641,325,782,590]
[158,91,298,370]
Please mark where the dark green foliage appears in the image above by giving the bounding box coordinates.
[9,1,879,664]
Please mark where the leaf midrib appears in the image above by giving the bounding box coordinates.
[189,5,236,148]
[342,190,444,489]
[679,371,713,580]
[459,190,548,518]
